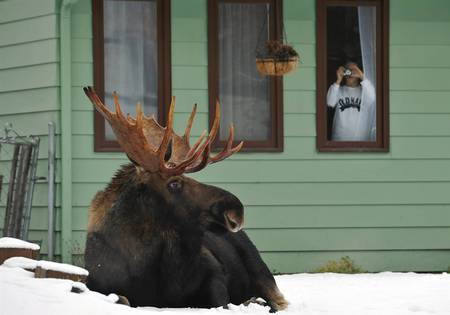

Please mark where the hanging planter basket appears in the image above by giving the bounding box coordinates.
[255,37,300,76]
[256,56,299,76]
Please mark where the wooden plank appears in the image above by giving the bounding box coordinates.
[284,0,315,20]
[391,68,450,91]
[72,38,93,63]
[0,0,55,24]
[0,39,58,70]
[284,67,316,91]
[71,62,93,87]
[172,0,206,18]
[261,250,450,273]
[246,227,450,251]
[391,45,450,68]
[0,87,59,115]
[72,182,450,207]
[391,114,450,136]
[0,63,59,93]
[71,13,92,39]
[71,158,450,184]
[0,111,60,135]
[172,66,208,90]
[284,20,315,44]
[391,0,450,22]
[390,91,450,113]
[71,134,450,160]
[172,17,207,42]
[391,21,450,45]
[172,42,207,66]
[70,204,450,230]
[0,14,58,47]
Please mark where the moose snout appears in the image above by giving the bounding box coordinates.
[224,209,244,232]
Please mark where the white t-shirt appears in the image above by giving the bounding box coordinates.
[326,80,376,141]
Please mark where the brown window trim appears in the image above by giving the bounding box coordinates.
[316,0,389,152]
[92,0,171,152]
[207,0,284,152]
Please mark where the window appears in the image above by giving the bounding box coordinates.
[92,0,171,151]
[208,0,283,151]
[316,0,389,152]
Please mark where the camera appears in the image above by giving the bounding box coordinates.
[343,68,352,77]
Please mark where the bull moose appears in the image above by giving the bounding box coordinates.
[83,87,288,312]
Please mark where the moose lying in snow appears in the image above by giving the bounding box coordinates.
[83,87,288,312]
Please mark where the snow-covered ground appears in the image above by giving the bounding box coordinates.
[1,265,450,315]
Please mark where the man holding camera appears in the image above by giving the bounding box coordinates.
[326,62,376,141]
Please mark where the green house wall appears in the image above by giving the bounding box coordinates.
[1,0,450,272]
[0,0,61,256]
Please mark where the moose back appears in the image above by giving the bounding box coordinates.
[83,87,288,312]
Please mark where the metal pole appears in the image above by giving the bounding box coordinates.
[47,122,56,260]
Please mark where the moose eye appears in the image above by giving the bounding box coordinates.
[167,179,183,193]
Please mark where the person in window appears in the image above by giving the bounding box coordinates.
[327,62,376,141]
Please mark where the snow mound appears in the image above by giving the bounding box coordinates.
[0,237,40,250]
[3,256,38,270]
[36,260,89,276]
[2,266,450,314]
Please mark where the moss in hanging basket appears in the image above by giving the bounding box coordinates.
[256,40,299,76]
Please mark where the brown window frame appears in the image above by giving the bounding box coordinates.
[316,0,389,152]
[92,0,171,152]
[208,0,284,152]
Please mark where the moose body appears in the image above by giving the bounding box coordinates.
[83,87,287,311]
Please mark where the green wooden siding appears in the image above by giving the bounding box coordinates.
[1,0,450,272]
[0,0,60,257]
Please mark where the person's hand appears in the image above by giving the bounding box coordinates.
[336,66,345,84]
[348,64,364,80]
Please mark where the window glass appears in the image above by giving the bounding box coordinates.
[218,3,271,141]
[103,0,158,140]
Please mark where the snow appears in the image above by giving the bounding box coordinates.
[0,237,40,250]
[3,257,38,270]
[36,260,89,276]
[1,265,450,315]
[2,257,88,276]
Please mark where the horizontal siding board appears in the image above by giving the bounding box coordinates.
[391,45,450,68]
[283,0,315,20]
[0,111,60,135]
[391,0,450,22]
[0,137,61,160]
[71,62,93,86]
[172,17,206,42]
[72,38,92,63]
[0,39,58,70]
[284,67,316,91]
[71,159,450,183]
[0,63,59,93]
[172,0,206,18]
[71,204,450,230]
[247,227,450,251]
[261,250,450,273]
[71,13,92,39]
[71,135,450,160]
[0,14,58,47]
[72,182,450,207]
[284,20,315,44]
[390,21,450,45]
[172,66,207,90]
[390,91,450,113]
[390,68,450,91]
[0,0,56,24]
[172,42,207,66]
[0,87,59,115]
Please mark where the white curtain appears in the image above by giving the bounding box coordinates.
[358,6,377,141]
[104,0,157,140]
[219,3,270,141]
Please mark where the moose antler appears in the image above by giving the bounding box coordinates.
[83,87,243,175]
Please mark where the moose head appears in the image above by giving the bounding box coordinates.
[83,87,287,311]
